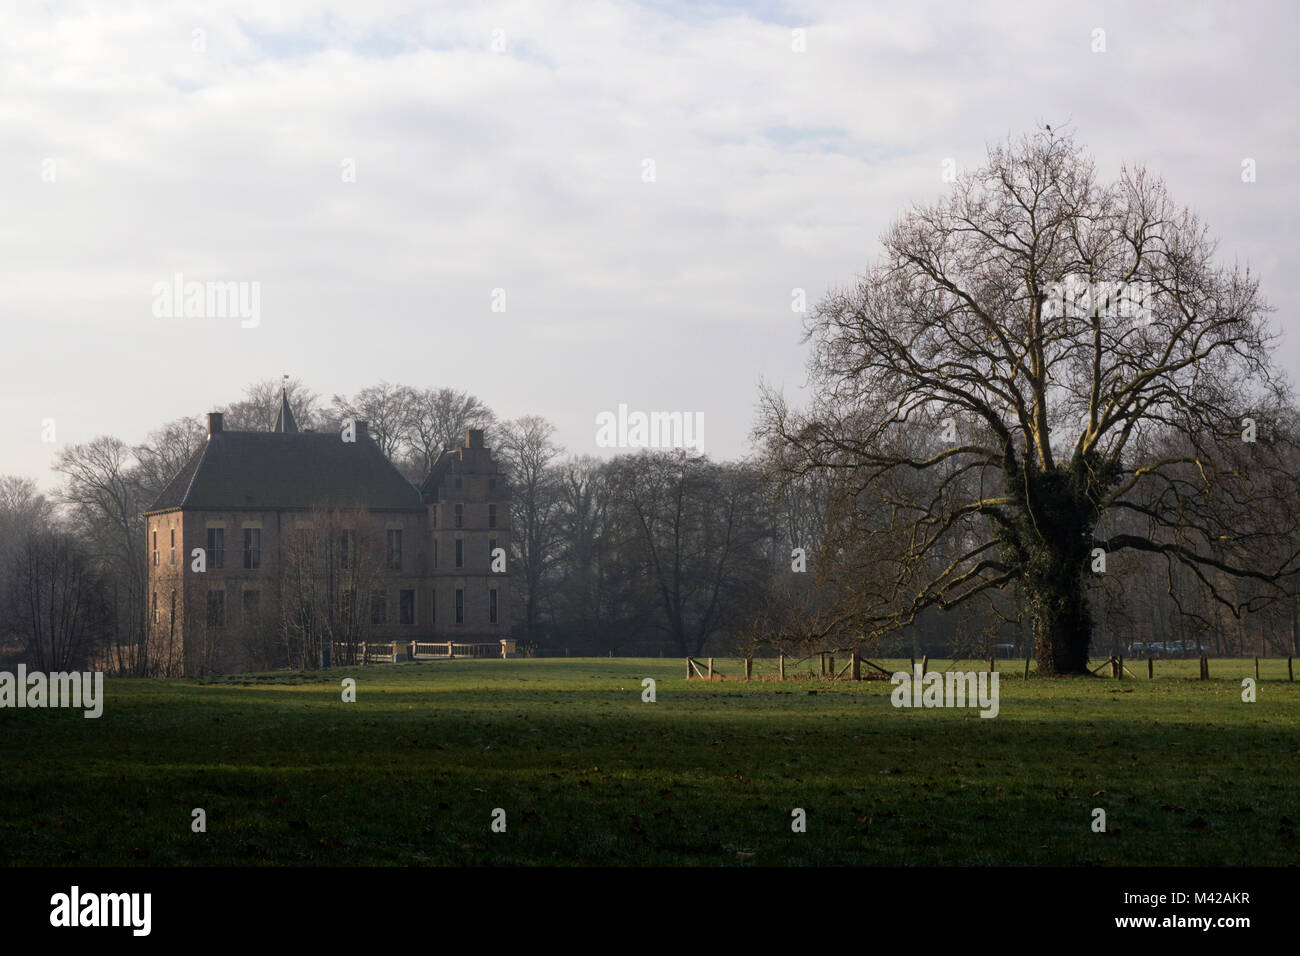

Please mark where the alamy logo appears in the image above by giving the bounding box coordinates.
[595,403,704,452]
[50,886,151,936]
[151,272,261,328]
[1042,276,1154,323]
[890,667,999,718]
[0,666,104,718]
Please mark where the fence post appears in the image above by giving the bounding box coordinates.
[988,657,995,673]
[820,652,825,678]
[1118,656,1124,680]
[686,657,693,680]
[779,655,785,681]
[852,651,861,681]
[707,658,714,681]
[1254,657,1260,680]
[1200,655,1208,680]
[1024,656,1031,680]
[745,657,752,681]
[1289,656,1294,682]
[920,655,928,678]
[828,655,835,679]
[1147,657,1154,680]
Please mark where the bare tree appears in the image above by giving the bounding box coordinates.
[605,452,771,656]
[497,416,563,648]
[404,387,497,469]
[221,378,322,432]
[52,437,153,673]
[6,529,112,671]
[277,508,386,669]
[759,125,1300,674]
[134,416,206,500]
[327,382,415,461]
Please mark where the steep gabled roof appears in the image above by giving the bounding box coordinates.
[272,390,299,433]
[143,431,424,513]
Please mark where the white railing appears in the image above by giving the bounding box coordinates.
[332,640,516,663]
[413,641,502,659]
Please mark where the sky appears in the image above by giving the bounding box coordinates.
[2,0,1297,489]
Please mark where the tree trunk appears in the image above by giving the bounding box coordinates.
[1030,573,1092,675]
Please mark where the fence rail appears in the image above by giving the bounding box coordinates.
[680,654,1299,682]
[329,640,515,663]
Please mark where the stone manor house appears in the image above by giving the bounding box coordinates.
[142,391,511,674]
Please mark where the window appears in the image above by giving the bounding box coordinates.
[489,538,497,563]
[371,591,387,625]
[454,504,463,529]
[488,477,496,490]
[207,528,224,569]
[400,589,415,626]
[455,539,463,569]
[152,591,158,624]
[431,508,437,529]
[387,529,402,570]
[207,591,225,628]
[433,539,438,569]
[455,588,464,625]
[489,588,498,625]
[243,528,261,569]
[340,530,354,569]
[169,528,176,565]
[243,590,260,620]
[488,503,497,529]
[152,530,158,566]
[430,589,436,625]
[169,591,176,632]
[455,476,462,490]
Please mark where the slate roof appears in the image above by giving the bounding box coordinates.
[144,431,425,513]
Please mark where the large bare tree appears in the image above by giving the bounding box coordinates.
[760,125,1300,674]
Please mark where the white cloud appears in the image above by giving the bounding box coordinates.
[1,0,1296,482]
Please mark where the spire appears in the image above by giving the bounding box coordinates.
[272,377,299,433]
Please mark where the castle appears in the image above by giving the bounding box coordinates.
[141,390,511,674]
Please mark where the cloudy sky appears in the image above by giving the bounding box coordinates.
[2,0,1297,487]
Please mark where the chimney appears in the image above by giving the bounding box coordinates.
[356,419,369,441]
[208,412,223,436]
[466,428,484,449]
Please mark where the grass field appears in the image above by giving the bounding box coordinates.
[2,657,1297,866]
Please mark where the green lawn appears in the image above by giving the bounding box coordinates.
[2,657,1296,865]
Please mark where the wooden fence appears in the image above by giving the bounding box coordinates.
[330,641,512,664]
[413,642,505,660]
[682,653,1299,682]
